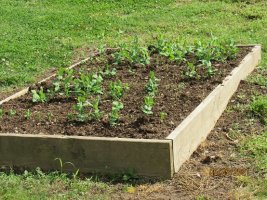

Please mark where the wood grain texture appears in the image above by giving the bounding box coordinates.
[0,134,173,178]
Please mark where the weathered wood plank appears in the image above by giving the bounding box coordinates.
[0,134,173,178]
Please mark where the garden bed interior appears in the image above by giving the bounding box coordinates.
[0,41,261,179]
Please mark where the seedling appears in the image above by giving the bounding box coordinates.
[113,37,150,66]
[0,109,3,118]
[145,71,159,96]
[32,87,47,103]
[89,96,102,121]
[47,112,54,122]
[201,60,216,77]
[109,81,129,100]
[142,96,155,115]
[73,96,90,122]
[9,109,16,116]
[159,112,167,122]
[24,109,31,120]
[101,65,117,77]
[53,68,74,97]
[184,62,198,79]
[78,72,103,95]
[109,101,124,126]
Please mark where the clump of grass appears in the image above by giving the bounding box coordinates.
[250,95,267,124]
[240,131,267,172]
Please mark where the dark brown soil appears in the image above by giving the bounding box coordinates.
[0,47,251,139]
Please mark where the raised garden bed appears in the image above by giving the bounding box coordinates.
[0,38,261,179]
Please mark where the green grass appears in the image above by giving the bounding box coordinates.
[1,0,267,199]
[0,169,112,200]
[0,0,267,92]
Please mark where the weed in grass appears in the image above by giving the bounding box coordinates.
[142,96,155,115]
[24,109,31,120]
[31,87,47,103]
[250,95,267,124]
[240,132,267,172]
[109,101,124,126]
[109,80,129,100]
[248,74,267,87]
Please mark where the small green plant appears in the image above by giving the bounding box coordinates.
[32,87,47,103]
[73,96,89,122]
[88,97,102,121]
[145,71,160,96]
[47,112,54,122]
[0,109,3,118]
[113,37,150,66]
[53,68,74,97]
[184,62,198,79]
[159,112,167,122]
[156,36,187,63]
[201,60,216,77]
[109,80,129,100]
[250,95,267,124]
[78,73,103,95]
[9,109,16,116]
[109,101,124,126]
[24,109,31,120]
[142,96,155,115]
[101,65,117,77]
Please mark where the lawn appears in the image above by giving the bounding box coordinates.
[0,0,266,199]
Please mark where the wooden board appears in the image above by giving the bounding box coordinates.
[167,45,261,172]
[0,134,173,179]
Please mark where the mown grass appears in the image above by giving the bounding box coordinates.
[0,0,267,199]
[0,0,267,92]
[0,169,113,200]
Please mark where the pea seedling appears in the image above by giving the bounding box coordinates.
[9,109,16,116]
[101,65,117,77]
[184,62,198,79]
[109,81,129,100]
[0,109,3,118]
[142,96,155,115]
[24,109,31,120]
[89,96,102,121]
[73,96,90,122]
[159,112,167,122]
[109,101,124,126]
[32,87,47,103]
[145,71,159,96]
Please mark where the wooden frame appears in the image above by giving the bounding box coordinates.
[0,45,261,179]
